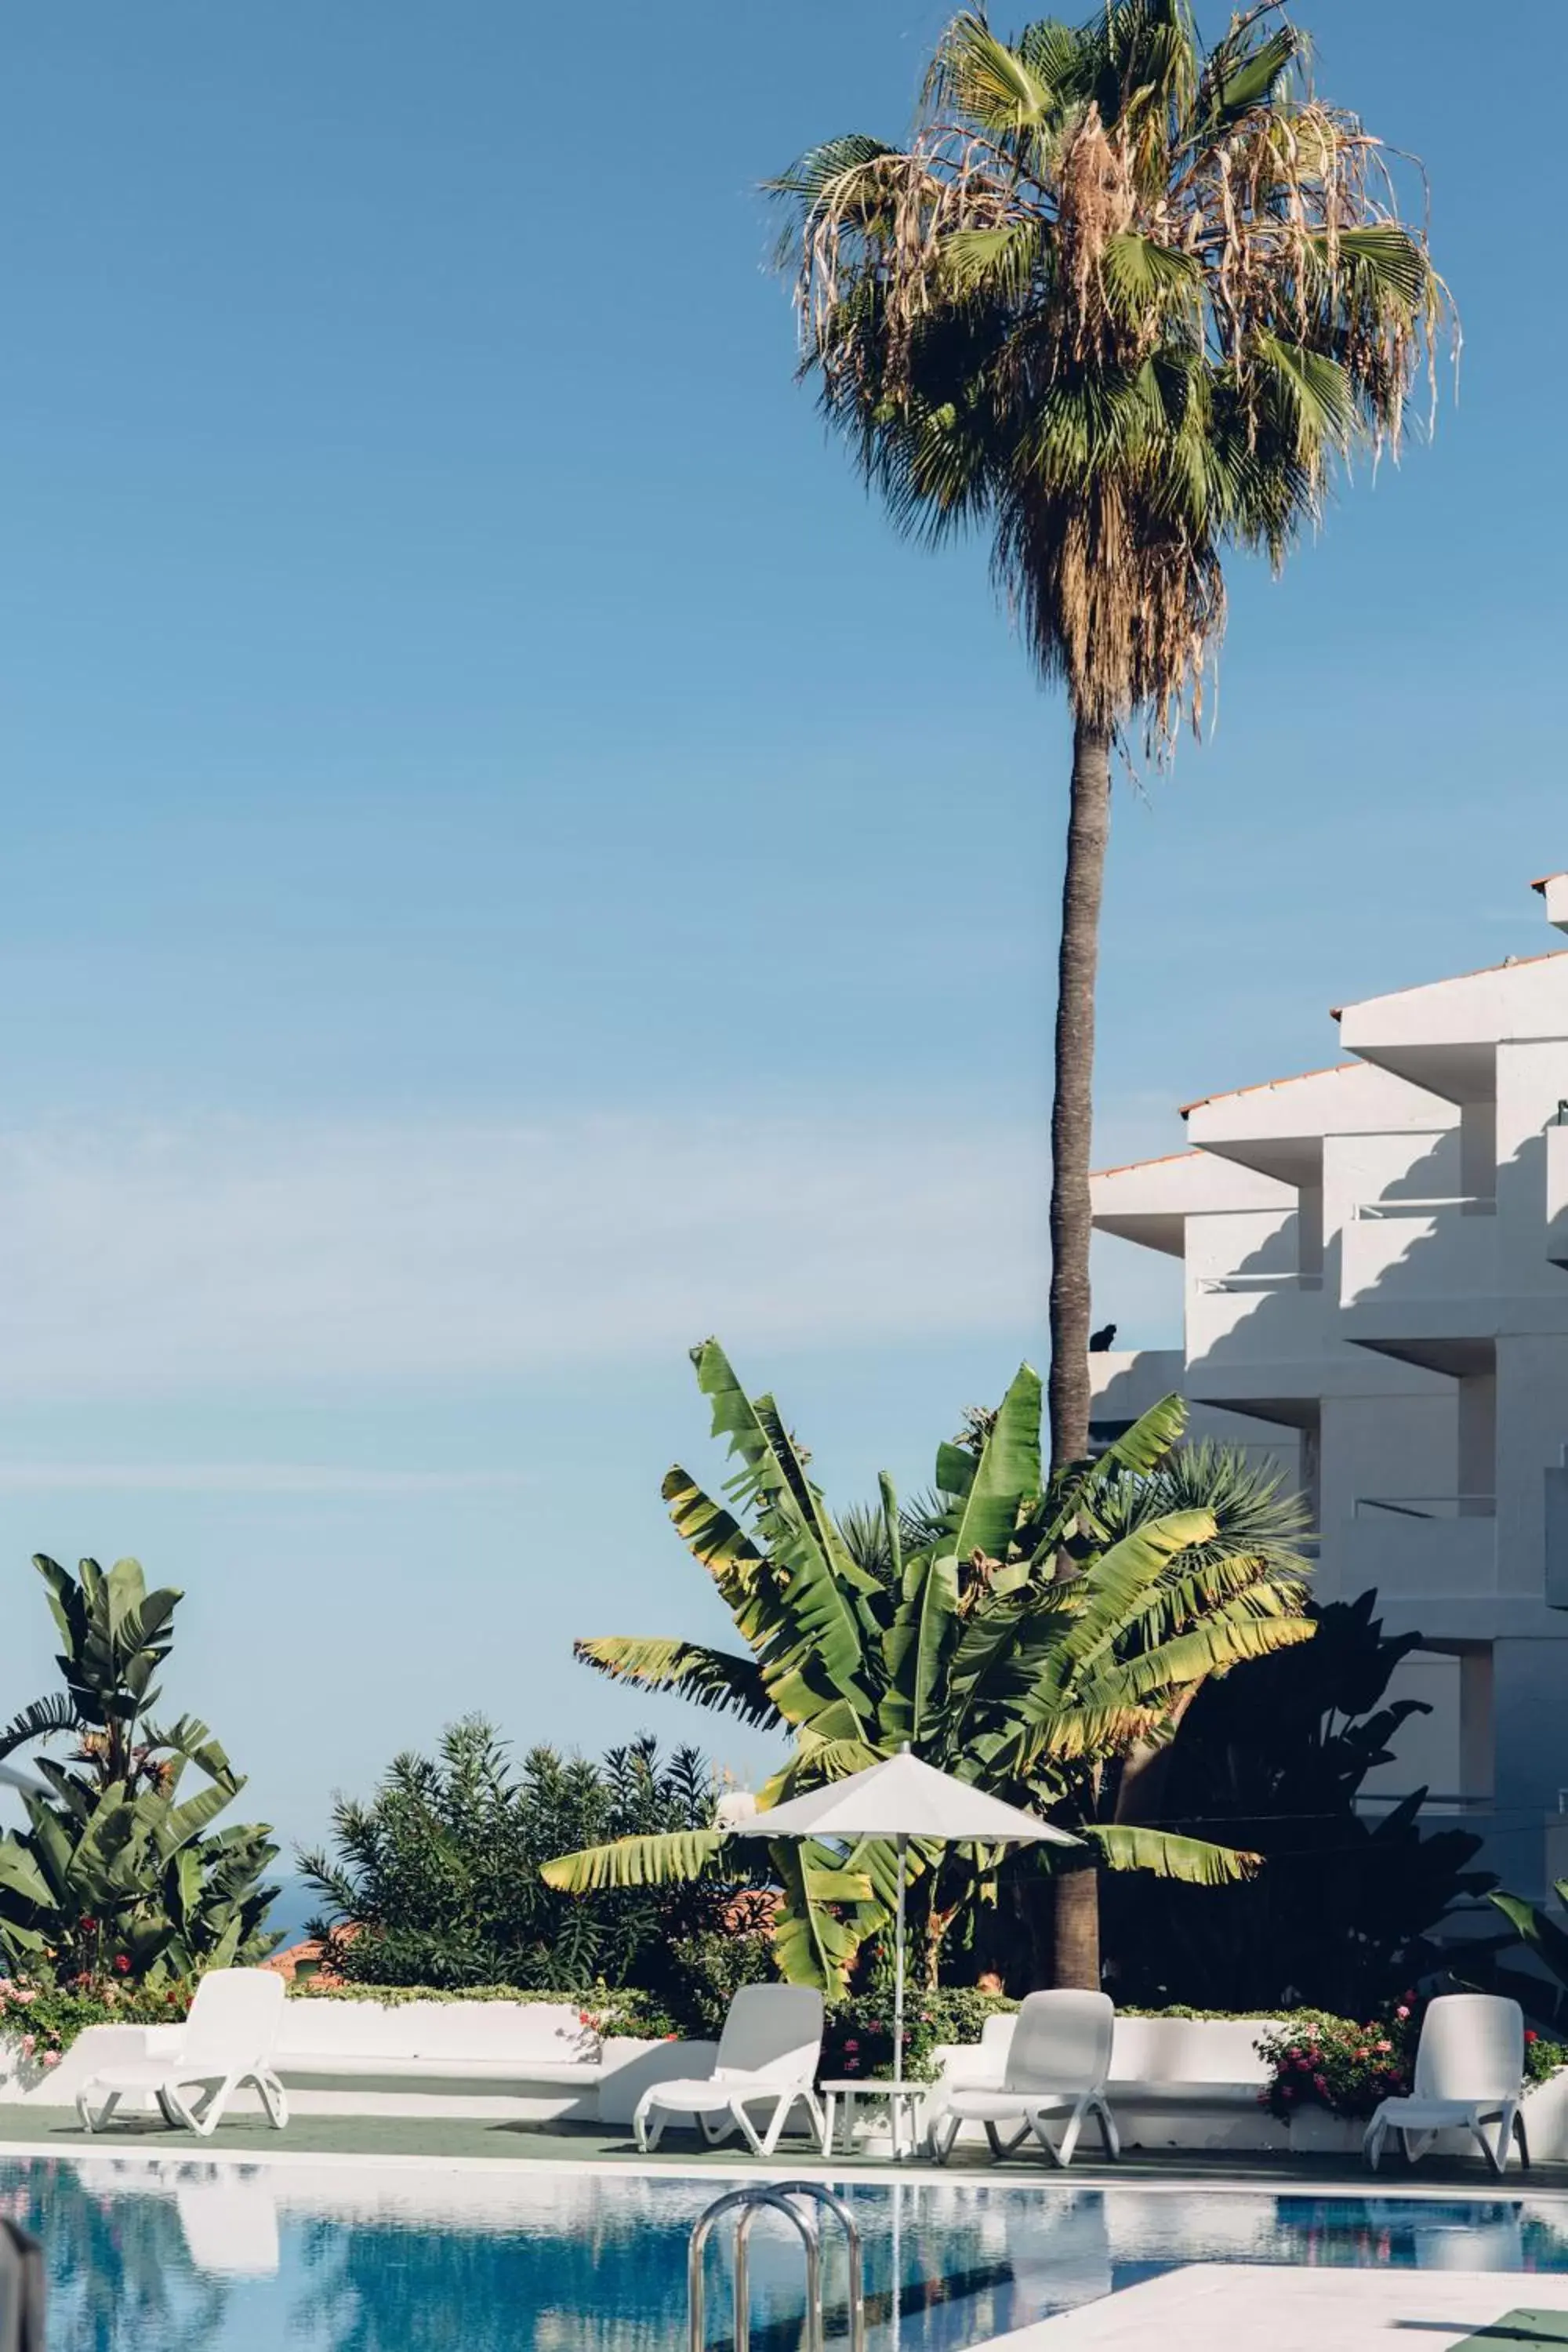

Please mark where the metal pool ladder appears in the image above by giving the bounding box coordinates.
[688,2179,866,2352]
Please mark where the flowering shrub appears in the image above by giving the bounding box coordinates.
[1255,2004,1420,2120]
[1258,2002,1568,2122]
[822,1987,1015,2085]
[1526,2029,1568,2085]
[0,1973,191,2076]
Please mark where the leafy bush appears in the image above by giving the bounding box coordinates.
[659,1927,779,2037]
[299,1721,763,1998]
[1106,1592,1493,2017]
[285,1977,683,2038]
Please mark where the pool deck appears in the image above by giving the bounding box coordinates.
[5,2105,1568,2196]
[983,2266,1568,2348]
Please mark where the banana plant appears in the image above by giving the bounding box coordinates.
[543,1341,1316,1991]
[0,1555,278,1982]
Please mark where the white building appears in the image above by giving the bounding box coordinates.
[1091,873,1568,1900]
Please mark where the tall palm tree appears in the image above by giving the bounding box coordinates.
[772,2,1448,1473]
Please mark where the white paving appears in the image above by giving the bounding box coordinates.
[978,2263,1568,2348]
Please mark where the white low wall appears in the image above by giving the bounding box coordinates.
[1,2006,720,2127]
[10,2004,1567,2160]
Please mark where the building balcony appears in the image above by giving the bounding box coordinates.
[1344,1494,1497,1602]
[1088,1349,1183,1439]
[1339,1196,1498,1373]
[1183,1272,1327,1418]
[1548,1127,1568,1272]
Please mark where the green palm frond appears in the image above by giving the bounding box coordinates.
[572,1638,779,1729]
[1078,1610,1316,1708]
[0,1694,80,1763]
[1085,1822,1260,1884]
[539,1829,728,1896]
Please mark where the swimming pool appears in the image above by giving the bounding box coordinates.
[5,2158,1568,2351]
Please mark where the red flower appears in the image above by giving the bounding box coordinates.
[78,1917,98,1935]
[113,1955,131,1976]
[1526,2030,1540,2044]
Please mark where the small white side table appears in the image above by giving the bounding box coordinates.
[818,2078,926,2161]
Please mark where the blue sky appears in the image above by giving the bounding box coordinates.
[1,1,1563,1863]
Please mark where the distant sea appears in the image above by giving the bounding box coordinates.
[265,1875,321,1950]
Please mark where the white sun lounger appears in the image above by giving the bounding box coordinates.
[930,1990,1121,2168]
[632,1984,826,2157]
[1363,1993,1527,2176]
[77,1967,289,2139]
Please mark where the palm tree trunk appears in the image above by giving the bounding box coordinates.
[1052,1862,1100,1991]
[1047,713,1112,1473]
[1045,717,1112,1987]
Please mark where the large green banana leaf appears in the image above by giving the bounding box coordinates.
[573,1638,779,1728]
[1084,1824,1261,1885]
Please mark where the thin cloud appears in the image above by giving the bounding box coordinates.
[0,1109,1058,1400]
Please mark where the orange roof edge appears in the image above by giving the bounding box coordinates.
[1336,946,1568,1022]
[1091,1148,1202,1181]
[1533,873,1567,893]
[1178,1062,1358,1119]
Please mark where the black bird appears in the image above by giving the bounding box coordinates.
[1088,1322,1118,1352]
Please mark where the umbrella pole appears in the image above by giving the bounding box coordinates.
[894,1833,907,2097]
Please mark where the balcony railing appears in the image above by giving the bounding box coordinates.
[1352,1197,1498,1221]
[1354,1494,1497,1523]
[1196,1273,1325,1294]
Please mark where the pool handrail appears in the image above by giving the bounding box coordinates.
[687,2177,865,2352]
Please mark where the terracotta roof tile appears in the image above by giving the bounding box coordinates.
[1178,1063,1358,1118]
[1090,1149,1200,1181]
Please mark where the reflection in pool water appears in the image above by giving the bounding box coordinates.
[4,2159,1568,2352]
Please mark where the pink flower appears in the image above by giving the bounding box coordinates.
[1374,2039,1392,2054]
[1355,2049,1369,2061]
[1279,2083,1294,2100]
[42,2052,59,2070]
[1396,2005,1410,2021]
[19,2035,34,2057]
[844,2039,860,2053]
[1313,2074,1328,2092]
[1286,2048,1301,2062]
[113,1955,131,1976]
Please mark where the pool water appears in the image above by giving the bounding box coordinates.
[5,2159,1568,2352]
